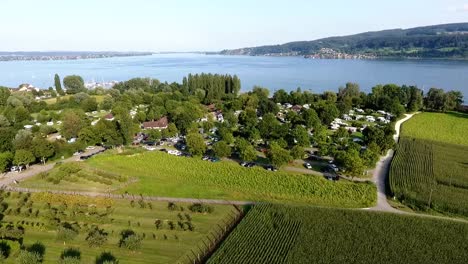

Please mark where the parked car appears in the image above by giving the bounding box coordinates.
[209,157,220,162]
[240,161,255,167]
[264,165,278,171]
[159,148,167,152]
[304,162,312,169]
[328,164,339,172]
[10,166,19,172]
[202,156,211,161]
[86,146,95,150]
[73,151,83,156]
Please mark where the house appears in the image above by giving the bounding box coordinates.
[345,127,358,133]
[355,115,364,120]
[142,116,168,130]
[343,114,352,121]
[291,105,303,112]
[104,114,115,121]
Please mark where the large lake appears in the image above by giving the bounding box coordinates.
[1,53,467,97]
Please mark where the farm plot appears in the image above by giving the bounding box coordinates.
[390,137,468,217]
[81,150,376,208]
[0,190,238,263]
[208,204,468,264]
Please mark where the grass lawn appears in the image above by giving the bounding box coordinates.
[401,112,468,146]
[0,191,237,263]
[80,150,376,208]
[208,204,468,264]
[43,95,107,105]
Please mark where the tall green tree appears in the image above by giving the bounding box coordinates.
[54,74,65,96]
[0,152,13,173]
[267,142,292,168]
[212,141,231,158]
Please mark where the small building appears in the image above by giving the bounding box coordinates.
[291,105,303,112]
[142,116,168,130]
[104,114,115,121]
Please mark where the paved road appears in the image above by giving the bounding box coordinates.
[368,113,418,212]
[0,147,105,187]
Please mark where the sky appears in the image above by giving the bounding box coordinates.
[0,0,467,52]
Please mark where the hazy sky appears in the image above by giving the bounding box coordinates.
[1,0,467,51]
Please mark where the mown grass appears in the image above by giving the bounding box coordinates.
[0,191,236,263]
[208,204,468,264]
[80,150,376,208]
[401,112,468,146]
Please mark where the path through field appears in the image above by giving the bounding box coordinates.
[368,113,418,213]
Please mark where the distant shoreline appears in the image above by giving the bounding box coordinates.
[0,52,153,62]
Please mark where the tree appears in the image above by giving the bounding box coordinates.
[14,150,35,169]
[272,89,289,104]
[316,102,339,125]
[302,109,321,129]
[0,127,15,152]
[186,132,206,156]
[95,252,119,264]
[13,129,33,151]
[212,141,231,158]
[335,149,366,178]
[0,87,11,107]
[236,138,257,162]
[0,115,10,127]
[78,127,100,146]
[267,142,292,167]
[291,126,310,147]
[424,88,446,111]
[86,227,108,247]
[0,152,13,173]
[31,138,55,165]
[57,223,79,241]
[63,75,85,94]
[61,109,87,139]
[54,74,65,96]
[290,145,305,160]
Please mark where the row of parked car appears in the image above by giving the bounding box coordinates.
[240,161,278,171]
[10,165,25,173]
[79,146,107,160]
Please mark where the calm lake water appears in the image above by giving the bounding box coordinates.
[1,53,468,97]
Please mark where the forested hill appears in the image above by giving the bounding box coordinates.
[221,23,468,59]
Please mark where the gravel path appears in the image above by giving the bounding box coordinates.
[0,147,105,187]
[368,113,418,212]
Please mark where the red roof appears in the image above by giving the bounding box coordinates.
[143,116,168,129]
[104,113,114,120]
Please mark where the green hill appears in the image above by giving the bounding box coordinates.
[221,23,468,59]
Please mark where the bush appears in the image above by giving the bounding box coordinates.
[95,252,118,264]
[16,250,42,264]
[57,223,79,241]
[189,203,214,213]
[119,230,142,251]
[86,227,108,247]
[167,202,177,211]
[59,248,81,264]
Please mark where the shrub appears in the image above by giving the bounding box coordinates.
[119,230,143,251]
[57,223,79,241]
[95,252,119,264]
[167,202,176,211]
[59,248,81,264]
[16,250,42,264]
[86,227,108,247]
[189,203,214,213]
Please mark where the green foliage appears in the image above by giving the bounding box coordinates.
[63,75,85,94]
[13,150,35,167]
[188,203,214,213]
[0,152,13,173]
[235,138,257,162]
[266,142,292,168]
[54,74,65,96]
[208,204,468,264]
[16,250,42,264]
[61,109,88,139]
[31,138,55,164]
[57,223,79,241]
[186,132,206,156]
[86,227,108,247]
[212,141,231,158]
[118,230,143,251]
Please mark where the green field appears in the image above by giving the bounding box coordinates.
[401,112,468,146]
[390,137,468,216]
[80,150,376,207]
[208,204,468,264]
[0,190,237,263]
[21,150,376,207]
